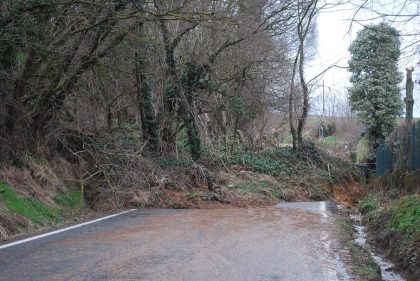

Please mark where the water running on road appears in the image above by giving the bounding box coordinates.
[276,201,349,281]
[1,204,350,281]
[351,214,406,281]
[279,202,407,281]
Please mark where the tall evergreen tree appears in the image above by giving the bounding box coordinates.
[348,22,403,156]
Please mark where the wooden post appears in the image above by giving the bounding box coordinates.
[405,66,414,123]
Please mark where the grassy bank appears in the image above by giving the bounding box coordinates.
[225,144,362,202]
[0,182,84,240]
[359,193,420,280]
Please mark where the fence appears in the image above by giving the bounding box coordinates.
[376,121,420,176]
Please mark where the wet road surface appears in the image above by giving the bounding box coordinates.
[0,202,350,281]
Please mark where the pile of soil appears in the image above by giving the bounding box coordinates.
[0,142,365,241]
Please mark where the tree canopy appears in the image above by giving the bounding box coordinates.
[0,0,320,164]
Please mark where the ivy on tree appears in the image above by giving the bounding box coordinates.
[348,22,403,155]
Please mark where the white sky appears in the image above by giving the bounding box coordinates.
[307,0,420,117]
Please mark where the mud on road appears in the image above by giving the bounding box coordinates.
[0,202,351,281]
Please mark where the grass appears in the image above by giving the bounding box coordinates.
[359,196,378,214]
[387,195,420,241]
[231,177,285,199]
[346,241,381,280]
[354,266,380,279]
[318,135,338,145]
[335,216,380,281]
[360,194,419,277]
[0,182,60,224]
[336,217,356,239]
[385,195,420,274]
[53,188,81,208]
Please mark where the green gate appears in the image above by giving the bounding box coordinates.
[376,121,420,176]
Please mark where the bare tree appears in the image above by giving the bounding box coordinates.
[287,0,319,150]
[348,0,420,61]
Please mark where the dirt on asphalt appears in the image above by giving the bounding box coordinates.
[0,202,352,281]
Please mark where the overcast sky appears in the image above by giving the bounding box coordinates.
[307,0,420,117]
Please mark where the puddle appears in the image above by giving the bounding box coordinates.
[351,213,406,281]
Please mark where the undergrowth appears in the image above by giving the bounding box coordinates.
[229,149,294,176]
[225,144,357,201]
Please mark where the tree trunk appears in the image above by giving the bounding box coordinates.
[134,52,147,137]
[297,41,309,145]
[180,63,203,161]
[289,55,300,151]
[135,51,158,151]
[184,112,201,161]
[296,0,317,146]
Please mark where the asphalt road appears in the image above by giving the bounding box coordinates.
[0,202,350,281]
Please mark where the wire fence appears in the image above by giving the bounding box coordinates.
[376,121,420,176]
